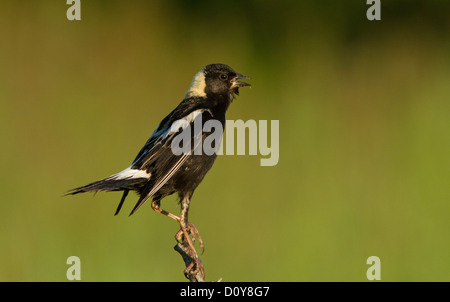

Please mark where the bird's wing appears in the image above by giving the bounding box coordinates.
[128,152,190,215]
[127,106,210,215]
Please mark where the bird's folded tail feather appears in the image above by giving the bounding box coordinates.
[66,166,151,195]
[66,176,146,195]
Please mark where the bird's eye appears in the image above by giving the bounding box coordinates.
[220,74,228,81]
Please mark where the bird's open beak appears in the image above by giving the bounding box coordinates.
[232,73,251,87]
[231,73,251,95]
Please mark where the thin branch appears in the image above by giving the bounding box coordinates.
[174,240,205,282]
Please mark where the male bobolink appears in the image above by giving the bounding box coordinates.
[68,63,250,274]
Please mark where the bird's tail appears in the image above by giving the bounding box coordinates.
[66,175,147,216]
[67,166,150,195]
[66,176,145,195]
[66,167,151,215]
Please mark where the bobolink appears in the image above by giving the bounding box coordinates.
[68,63,250,275]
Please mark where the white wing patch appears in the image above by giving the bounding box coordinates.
[148,109,204,141]
[183,109,205,123]
[112,166,151,180]
[167,109,206,136]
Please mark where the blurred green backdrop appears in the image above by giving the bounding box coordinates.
[0,0,449,281]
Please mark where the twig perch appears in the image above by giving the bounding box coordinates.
[174,240,205,282]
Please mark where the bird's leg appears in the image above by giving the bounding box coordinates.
[152,197,204,278]
[175,196,204,251]
[176,195,205,277]
[151,198,203,250]
[151,199,181,222]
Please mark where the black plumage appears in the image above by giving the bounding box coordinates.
[67,63,250,273]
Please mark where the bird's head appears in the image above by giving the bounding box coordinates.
[184,64,250,99]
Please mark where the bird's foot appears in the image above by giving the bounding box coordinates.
[175,222,204,255]
[184,257,205,280]
[175,222,205,281]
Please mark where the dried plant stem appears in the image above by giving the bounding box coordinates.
[174,240,205,282]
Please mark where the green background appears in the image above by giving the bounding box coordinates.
[1,0,449,281]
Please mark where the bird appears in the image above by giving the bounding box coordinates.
[67,63,251,276]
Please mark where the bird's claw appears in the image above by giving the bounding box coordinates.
[175,222,204,253]
[184,258,205,280]
[176,221,206,280]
